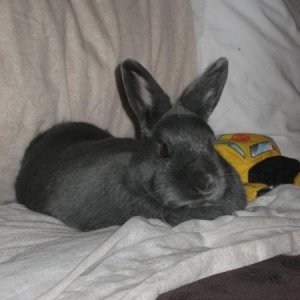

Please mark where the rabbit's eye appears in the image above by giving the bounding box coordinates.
[159,143,170,158]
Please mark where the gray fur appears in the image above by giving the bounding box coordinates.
[15,58,246,231]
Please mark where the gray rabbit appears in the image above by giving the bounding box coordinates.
[15,58,246,231]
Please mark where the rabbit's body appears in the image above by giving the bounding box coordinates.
[15,58,246,231]
[16,123,149,230]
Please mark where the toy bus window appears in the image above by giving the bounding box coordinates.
[250,142,274,157]
[229,144,245,157]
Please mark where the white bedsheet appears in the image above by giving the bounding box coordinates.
[1,185,300,300]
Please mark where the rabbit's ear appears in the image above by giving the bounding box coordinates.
[120,59,171,136]
[179,57,228,121]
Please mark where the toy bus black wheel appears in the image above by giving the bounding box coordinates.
[248,156,300,186]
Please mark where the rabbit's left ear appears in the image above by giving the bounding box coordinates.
[179,57,228,121]
[121,59,171,136]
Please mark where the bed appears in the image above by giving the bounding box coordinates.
[0,1,299,299]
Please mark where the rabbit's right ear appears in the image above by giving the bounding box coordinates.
[120,59,171,136]
[179,57,228,121]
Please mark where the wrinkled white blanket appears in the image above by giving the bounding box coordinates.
[1,185,300,300]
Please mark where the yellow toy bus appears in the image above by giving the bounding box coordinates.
[214,133,300,201]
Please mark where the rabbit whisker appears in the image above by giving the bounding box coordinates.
[218,172,239,178]
[125,189,163,207]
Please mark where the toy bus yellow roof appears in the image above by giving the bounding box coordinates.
[217,133,278,147]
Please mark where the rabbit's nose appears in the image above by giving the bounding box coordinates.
[192,175,215,195]
[206,175,215,189]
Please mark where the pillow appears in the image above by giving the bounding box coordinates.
[192,0,300,160]
[0,0,197,203]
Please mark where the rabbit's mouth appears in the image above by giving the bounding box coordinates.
[163,197,213,209]
[166,179,225,209]
[154,171,225,209]
[186,198,214,208]
[161,190,217,209]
